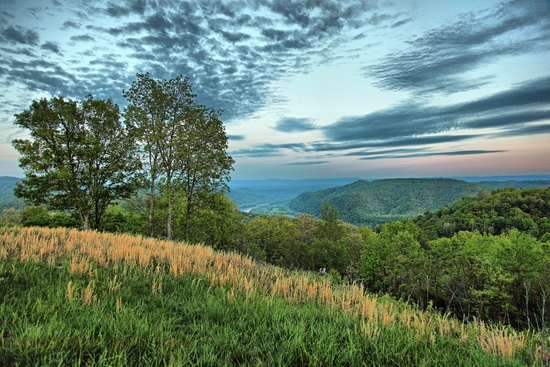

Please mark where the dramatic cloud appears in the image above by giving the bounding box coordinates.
[0,0,398,121]
[1,0,549,179]
[323,76,550,144]
[369,0,550,94]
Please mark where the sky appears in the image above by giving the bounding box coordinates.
[1,0,549,180]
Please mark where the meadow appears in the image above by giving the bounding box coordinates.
[0,226,546,366]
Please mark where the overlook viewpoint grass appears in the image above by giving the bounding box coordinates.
[0,226,547,365]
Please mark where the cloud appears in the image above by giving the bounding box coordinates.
[368,0,550,94]
[62,21,81,29]
[344,148,433,157]
[0,0,405,126]
[41,41,62,55]
[230,142,308,158]
[283,161,330,166]
[70,35,95,42]
[274,117,316,133]
[1,25,39,45]
[391,18,412,28]
[496,123,550,137]
[228,135,245,141]
[309,135,481,154]
[64,0,396,121]
[323,76,550,144]
[359,150,508,160]
[229,148,285,158]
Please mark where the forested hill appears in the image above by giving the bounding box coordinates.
[414,186,550,241]
[288,178,484,227]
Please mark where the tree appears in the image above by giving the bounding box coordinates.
[124,73,234,240]
[317,202,345,241]
[12,95,141,230]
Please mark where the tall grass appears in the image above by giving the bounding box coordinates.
[0,226,546,365]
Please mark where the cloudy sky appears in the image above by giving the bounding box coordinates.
[1,0,549,180]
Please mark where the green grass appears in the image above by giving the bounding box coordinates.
[0,256,536,367]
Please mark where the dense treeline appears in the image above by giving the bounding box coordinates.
[414,187,550,242]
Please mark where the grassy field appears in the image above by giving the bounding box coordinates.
[0,227,546,366]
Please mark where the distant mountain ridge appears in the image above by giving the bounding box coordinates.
[0,176,24,212]
[0,176,21,199]
[288,178,486,227]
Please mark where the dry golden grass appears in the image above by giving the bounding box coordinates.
[83,280,95,306]
[66,281,75,302]
[477,322,527,359]
[0,226,539,361]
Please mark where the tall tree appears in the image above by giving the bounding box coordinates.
[12,95,141,230]
[177,104,234,241]
[124,73,234,240]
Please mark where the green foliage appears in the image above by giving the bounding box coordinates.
[12,95,141,230]
[414,187,550,241]
[19,206,80,228]
[177,192,244,250]
[289,178,484,227]
[359,220,425,299]
[0,207,21,227]
[356,223,550,330]
[124,73,234,240]
[99,204,147,235]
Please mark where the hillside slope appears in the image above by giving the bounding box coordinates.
[289,178,484,227]
[0,227,540,366]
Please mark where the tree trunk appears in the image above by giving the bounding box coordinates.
[83,213,89,230]
[167,194,173,240]
[185,193,193,242]
[148,181,155,237]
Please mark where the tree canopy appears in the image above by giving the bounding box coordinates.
[12,95,141,230]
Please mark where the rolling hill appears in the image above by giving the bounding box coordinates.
[227,178,361,212]
[288,178,485,227]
